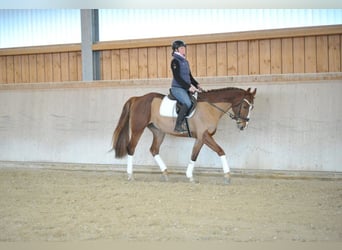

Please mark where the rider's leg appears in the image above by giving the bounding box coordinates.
[174,104,189,133]
[170,87,192,133]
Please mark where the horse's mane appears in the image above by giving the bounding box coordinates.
[198,87,246,103]
[205,87,242,93]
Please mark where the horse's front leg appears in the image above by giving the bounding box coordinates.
[202,130,231,184]
[186,139,204,182]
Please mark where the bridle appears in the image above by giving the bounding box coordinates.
[207,97,254,122]
[231,98,254,123]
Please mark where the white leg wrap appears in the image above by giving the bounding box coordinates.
[220,155,230,173]
[127,155,133,175]
[186,160,195,178]
[154,154,167,172]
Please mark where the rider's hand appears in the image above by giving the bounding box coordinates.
[197,85,206,92]
[189,85,199,93]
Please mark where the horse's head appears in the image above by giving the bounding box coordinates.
[231,88,257,131]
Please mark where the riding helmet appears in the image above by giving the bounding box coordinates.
[172,40,187,51]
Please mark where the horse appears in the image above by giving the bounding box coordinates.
[111,87,257,184]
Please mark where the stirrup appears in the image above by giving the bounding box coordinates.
[174,127,187,133]
[174,122,187,133]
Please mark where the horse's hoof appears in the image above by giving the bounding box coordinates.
[161,174,169,182]
[188,176,199,184]
[127,174,134,181]
[161,170,169,182]
[223,173,231,185]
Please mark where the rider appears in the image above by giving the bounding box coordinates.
[170,40,202,133]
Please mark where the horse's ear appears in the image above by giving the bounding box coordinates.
[246,87,251,93]
[252,88,257,96]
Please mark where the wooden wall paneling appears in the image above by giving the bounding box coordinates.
[216,42,227,76]
[316,36,329,72]
[206,43,217,76]
[157,46,167,78]
[281,38,293,74]
[0,56,7,83]
[52,53,62,82]
[196,44,207,77]
[227,41,238,75]
[0,25,341,84]
[304,36,317,73]
[14,55,22,83]
[270,39,282,74]
[186,44,197,76]
[166,47,173,78]
[147,47,157,78]
[237,41,248,75]
[99,51,104,80]
[102,50,112,80]
[36,54,45,82]
[77,52,82,81]
[21,55,30,83]
[129,48,139,79]
[138,48,148,79]
[44,53,53,82]
[6,56,14,83]
[60,52,70,81]
[120,49,129,80]
[248,40,259,75]
[328,35,341,72]
[111,50,121,80]
[28,55,37,83]
[293,37,305,73]
[259,39,271,74]
[68,52,78,81]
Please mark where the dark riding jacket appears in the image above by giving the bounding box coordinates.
[171,53,199,90]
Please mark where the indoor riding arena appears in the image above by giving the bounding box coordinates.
[0,10,341,247]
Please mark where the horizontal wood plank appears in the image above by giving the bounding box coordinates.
[0,25,341,83]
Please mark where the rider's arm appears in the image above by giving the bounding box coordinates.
[190,72,199,88]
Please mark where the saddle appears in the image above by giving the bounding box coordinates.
[159,89,197,118]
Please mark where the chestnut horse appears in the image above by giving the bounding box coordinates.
[111,87,257,184]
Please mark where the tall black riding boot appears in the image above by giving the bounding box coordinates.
[174,104,188,133]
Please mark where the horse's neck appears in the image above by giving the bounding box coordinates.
[202,101,232,119]
[198,89,244,117]
[223,90,245,104]
[200,88,245,104]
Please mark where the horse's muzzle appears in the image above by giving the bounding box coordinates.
[237,121,248,131]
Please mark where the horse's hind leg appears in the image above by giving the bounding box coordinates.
[126,128,145,181]
[147,124,168,181]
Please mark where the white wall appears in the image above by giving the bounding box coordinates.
[0,78,341,172]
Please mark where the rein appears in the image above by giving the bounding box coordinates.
[206,98,252,122]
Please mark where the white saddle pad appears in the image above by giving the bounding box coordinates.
[159,96,195,118]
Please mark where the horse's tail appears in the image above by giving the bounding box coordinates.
[111,97,134,158]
